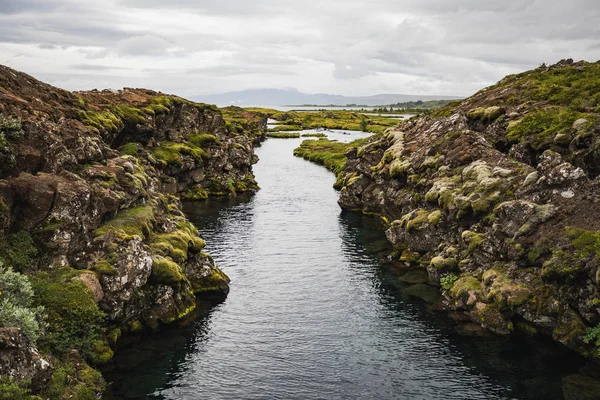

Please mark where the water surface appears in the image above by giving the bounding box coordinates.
[106,134,583,399]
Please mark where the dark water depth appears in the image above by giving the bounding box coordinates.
[105,136,584,400]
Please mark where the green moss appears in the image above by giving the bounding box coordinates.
[163,302,197,324]
[145,96,173,115]
[189,133,218,147]
[472,302,512,333]
[95,206,155,240]
[427,210,443,225]
[119,142,142,156]
[41,218,65,232]
[450,276,481,298]
[107,328,121,346]
[389,158,410,178]
[526,247,544,265]
[127,320,144,333]
[183,185,209,200]
[77,110,121,133]
[108,105,146,126]
[193,268,229,293]
[462,231,486,253]
[0,231,38,270]
[31,269,105,359]
[150,228,205,263]
[91,260,118,276]
[430,256,457,271]
[151,256,186,286]
[467,106,504,122]
[88,339,114,365]
[483,269,531,307]
[541,250,584,283]
[399,250,421,264]
[404,209,429,231]
[151,141,209,167]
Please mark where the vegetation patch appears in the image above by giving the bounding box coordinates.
[267,132,301,138]
[151,256,186,286]
[0,376,41,400]
[0,265,45,343]
[95,206,155,240]
[189,133,218,147]
[44,360,105,400]
[31,268,105,359]
[0,231,38,270]
[151,141,208,167]
[506,107,592,150]
[247,108,398,133]
[78,110,121,133]
[293,137,370,176]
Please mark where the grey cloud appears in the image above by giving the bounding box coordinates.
[116,35,177,56]
[0,0,599,97]
[71,64,130,71]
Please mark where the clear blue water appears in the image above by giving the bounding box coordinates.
[105,135,583,399]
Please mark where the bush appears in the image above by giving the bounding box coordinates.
[0,376,41,400]
[0,264,45,343]
[583,324,600,347]
[440,273,459,291]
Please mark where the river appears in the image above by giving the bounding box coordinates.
[105,134,584,399]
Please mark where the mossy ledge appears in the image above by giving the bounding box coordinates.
[300,59,600,361]
[0,64,257,398]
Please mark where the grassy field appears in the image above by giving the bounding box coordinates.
[248,108,399,133]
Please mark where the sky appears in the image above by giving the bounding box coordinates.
[0,0,599,98]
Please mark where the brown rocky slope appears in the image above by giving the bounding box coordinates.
[335,59,600,360]
[0,65,266,398]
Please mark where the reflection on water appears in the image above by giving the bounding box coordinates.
[105,136,584,400]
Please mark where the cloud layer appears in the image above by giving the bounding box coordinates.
[0,0,598,98]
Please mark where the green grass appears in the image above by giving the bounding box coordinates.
[506,107,594,149]
[293,137,370,175]
[267,132,301,139]
[247,108,398,133]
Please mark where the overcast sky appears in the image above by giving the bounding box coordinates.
[0,0,599,98]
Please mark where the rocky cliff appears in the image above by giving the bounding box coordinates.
[336,59,600,359]
[0,65,265,398]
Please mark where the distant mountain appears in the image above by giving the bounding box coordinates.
[191,88,462,107]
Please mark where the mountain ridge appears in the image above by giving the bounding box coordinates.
[192,88,462,107]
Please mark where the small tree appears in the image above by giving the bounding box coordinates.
[360,118,369,132]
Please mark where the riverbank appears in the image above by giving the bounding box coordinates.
[0,65,266,398]
[296,60,600,397]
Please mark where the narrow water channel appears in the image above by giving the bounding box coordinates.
[106,134,583,399]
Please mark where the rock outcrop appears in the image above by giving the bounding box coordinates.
[337,59,600,359]
[0,65,266,397]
